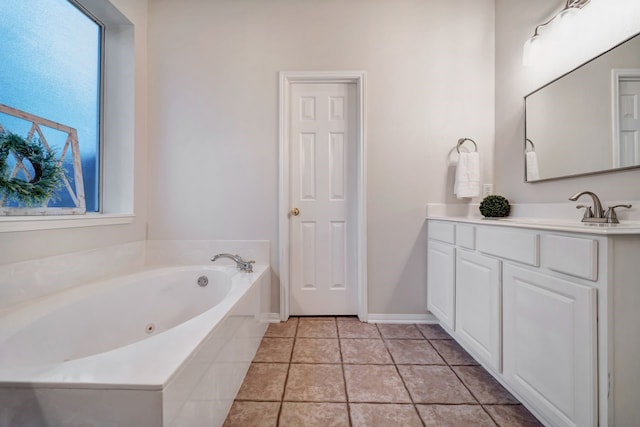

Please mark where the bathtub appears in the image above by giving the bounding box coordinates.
[0,264,270,427]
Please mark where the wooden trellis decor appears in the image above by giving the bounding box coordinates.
[0,103,86,215]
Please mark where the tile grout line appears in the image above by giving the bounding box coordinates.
[378,323,427,427]
[336,317,354,427]
[275,318,298,427]
[427,330,501,426]
[428,334,481,403]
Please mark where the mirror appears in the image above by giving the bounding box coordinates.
[524,32,640,182]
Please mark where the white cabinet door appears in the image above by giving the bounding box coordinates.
[503,264,597,427]
[455,249,501,372]
[427,240,455,330]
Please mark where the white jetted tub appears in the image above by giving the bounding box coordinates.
[0,264,270,427]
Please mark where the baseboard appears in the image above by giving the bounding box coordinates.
[367,313,439,324]
[267,312,440,324]
[260,313,281,323]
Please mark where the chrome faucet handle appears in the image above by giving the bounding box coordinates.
[239,259,255,272]
[576,205,594,219]
[604,204,632,224]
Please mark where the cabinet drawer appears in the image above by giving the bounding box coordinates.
[477,227,539,266]
[455,224,475,249]
[428,221,455,244]
[543,234,598,281]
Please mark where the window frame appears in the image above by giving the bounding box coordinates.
[0,0,135,232]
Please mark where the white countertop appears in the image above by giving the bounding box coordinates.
[425,201,640,235]
[426,215,640,235]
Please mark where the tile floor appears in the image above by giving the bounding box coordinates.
[223,317,544,427]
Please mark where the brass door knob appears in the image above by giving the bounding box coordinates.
[290,208,300,216]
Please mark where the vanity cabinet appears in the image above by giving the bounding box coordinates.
[503,264,597,427]
[455,249,501,372]
[427,218,640,427]
[427,238,455,330]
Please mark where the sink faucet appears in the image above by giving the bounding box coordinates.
[569,191,604,221]
[569,191,632,224]
[211,253,255,272]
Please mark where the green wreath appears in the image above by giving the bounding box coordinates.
[0,132,64,206]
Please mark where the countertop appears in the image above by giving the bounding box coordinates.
[426,215,640,235]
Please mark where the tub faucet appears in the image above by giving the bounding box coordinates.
[211,253,255,272]
[569,191,605,223]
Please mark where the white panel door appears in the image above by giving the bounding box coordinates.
[289,83,357,315]
[618,79,640,167]
[503,264,597,427]
[455,249,501,372]
[427,240,455,330]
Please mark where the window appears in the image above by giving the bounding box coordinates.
[0,0,134,232]
[0,0,102,213]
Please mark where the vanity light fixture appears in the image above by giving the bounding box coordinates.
[523,0,591,66]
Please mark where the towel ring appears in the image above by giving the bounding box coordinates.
[525,138,535,153]
[456,138,477,153]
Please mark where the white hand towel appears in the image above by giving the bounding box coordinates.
[526,151,540,181]
[454,151,480,199]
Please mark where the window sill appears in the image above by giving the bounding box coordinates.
[0,213,135,233]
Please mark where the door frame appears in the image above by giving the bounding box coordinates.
[278,70,367,322]
[611,68,640,167]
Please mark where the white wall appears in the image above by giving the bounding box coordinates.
[495,0,640,201]
[0,0,149,265]
[147,0,495,315]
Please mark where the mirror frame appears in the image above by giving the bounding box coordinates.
[524,31,640,183]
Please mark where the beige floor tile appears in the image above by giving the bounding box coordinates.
[279,402,349,427]
[484,405,544,426]
[350,403,423,427]
[416,323,452,340]
[252,337,294,363]
[264,318,298,338]
[430,339,480,365]
[235,363,288,401]
[398,365,476,404]
[416,404,496,427]
[337,319,381,338]
[341,339,393,364]
[385,339,445,365]
[297,319,338,338]
[222,401,280,427]
[453,366,519,404]
[377,323,424,339]
[234,317,534,426]
[292,338,341,363]
[284,364,346,402]
[344,364,411,403]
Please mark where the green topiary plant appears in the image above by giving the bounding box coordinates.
[479,195,510,218]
